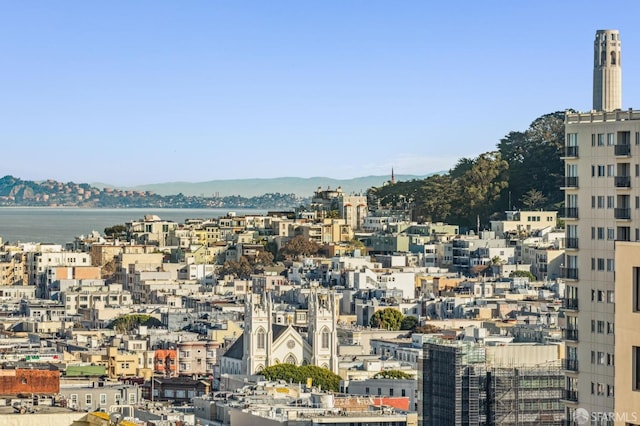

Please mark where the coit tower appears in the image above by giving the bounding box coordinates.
[593,29,622,111]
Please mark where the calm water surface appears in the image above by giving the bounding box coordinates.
[0,208,267,245]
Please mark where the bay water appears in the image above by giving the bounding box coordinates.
[0,208,267,245]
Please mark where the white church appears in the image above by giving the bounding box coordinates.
[220,287,340,375]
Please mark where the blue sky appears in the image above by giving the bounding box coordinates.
[2,1,640,186]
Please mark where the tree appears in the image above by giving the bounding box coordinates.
[400,315,418,330]
[108,314,163,333]
[452,151,509,227]
[219,257,253,279]
[510,270,536,281]
[413,174,456,223]
[261,364,341,392]
[370,308,403,330]
[279,235,321,259]
[374,370,414,379]
[104,224,126,238]
[414,324,442,334]
[520,188,547,210]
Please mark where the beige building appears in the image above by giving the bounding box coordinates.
[613,242,640,424]
[561,29,630,422]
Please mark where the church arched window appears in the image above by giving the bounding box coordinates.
[321,327,330,349]
[256,364,264,373]
[256,327,266,350]
[285,354,297,365]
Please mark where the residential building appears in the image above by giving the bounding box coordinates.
[561,29,627,420]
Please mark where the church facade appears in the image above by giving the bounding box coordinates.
[220,287,339,376]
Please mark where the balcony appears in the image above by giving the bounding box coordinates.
[615,176,631,188]
[563,146,579,158]
[563,176,579,188]
[563,358,579,372]
[615,207,631,220]
[561,208,579,219]
[562,268,579,280]
[562,389,579,402]
[566,237,578,249]
[615,144,631,156]
[563,328,579,341]
[563,298,579,310]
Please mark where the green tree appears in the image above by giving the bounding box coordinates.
[510,270,536,281]
[261,364,341,392]
[108,314,163,333]
[520,188,547,210]
[400,315,418,331]
[451,151,509,227]
[370,308,403,330]
[413,174,456,223]
[374,370,414,379]
[104,224,126,238]
[497,111,566,210]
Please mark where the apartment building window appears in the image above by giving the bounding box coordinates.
[607,259,615,272]
[597,320,605,333]
[598,352,605,365]
[635,347,640,390]
[607,322,614,334]
[607,353,615,366]
[597,258,605,271]
[637,164,640,176]
[598,290,605,302]
[591,320,596,333]
[637,196,640,209]
[608,228,615,240]
[70,394,78,407]
[607,385,615,397]
[99,394,107,406]
[85,394,92,406]
[592,166,595,177]
[597,383,605,396]
[598,165,606,177]
[377,388,382,396]
[597,196,605,208]
[634,267,640,312]
[608,196,614,208]
[607,133,615,145]
[607,164,615,176]
[389,388,394,396]
[591,258,596,270]
[591,227,595,239]
[598,227,605,239]
[591,351,596,364]
[636,132,640,145]
[128,393,136,404]
[598,133,605,146]
[592,134,596,146]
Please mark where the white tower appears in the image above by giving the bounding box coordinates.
[593,29,622,111]
[242,291,272,374]
[307,286,339,373]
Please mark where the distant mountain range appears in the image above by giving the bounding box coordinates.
[92,175,432,197]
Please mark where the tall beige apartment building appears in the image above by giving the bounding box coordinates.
[563,29,640,424]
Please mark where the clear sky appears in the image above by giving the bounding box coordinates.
[2,1,640,186]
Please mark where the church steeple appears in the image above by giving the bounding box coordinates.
[391,167,395,184]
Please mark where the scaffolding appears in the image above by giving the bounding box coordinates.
[420,339,564,426]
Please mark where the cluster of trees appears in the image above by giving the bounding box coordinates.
[108,314,163,333]
[260,364,341,392]
[369,307,418,331]
[368,111,567,228]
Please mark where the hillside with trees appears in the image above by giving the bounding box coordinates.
[368,111,567,228]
